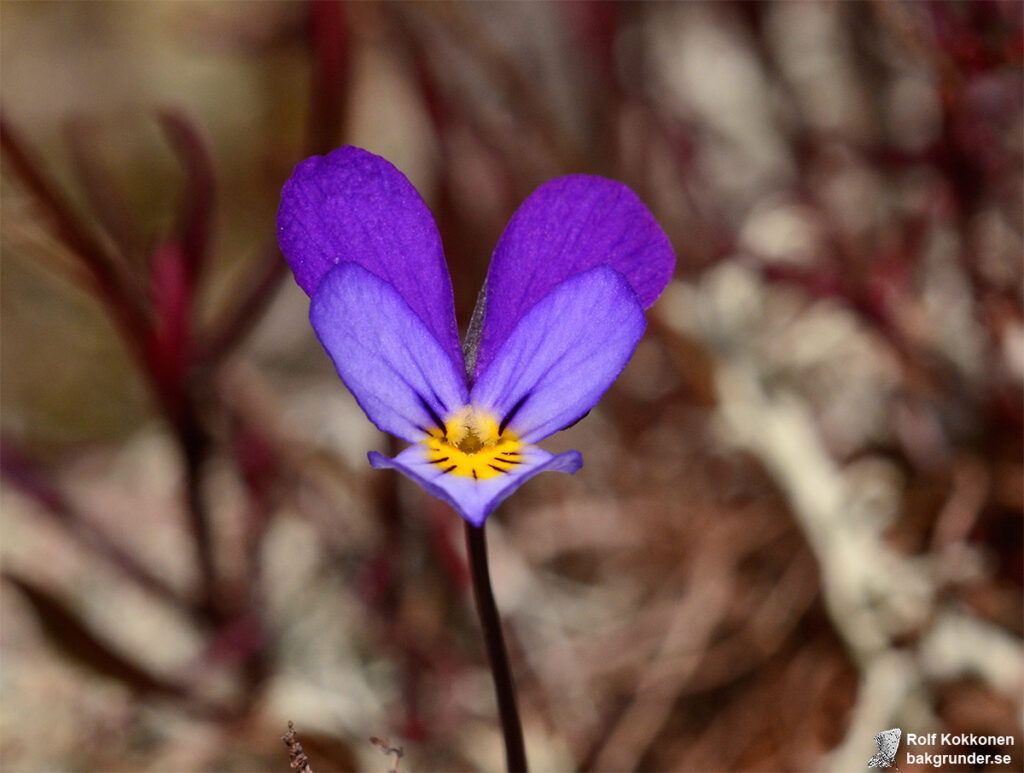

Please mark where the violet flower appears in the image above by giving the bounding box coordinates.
[277,147,674,526]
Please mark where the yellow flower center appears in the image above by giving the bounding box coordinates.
[425,406,523,479]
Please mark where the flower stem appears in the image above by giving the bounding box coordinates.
[464,522,528,772]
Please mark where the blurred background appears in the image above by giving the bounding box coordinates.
[1,2,1022,771]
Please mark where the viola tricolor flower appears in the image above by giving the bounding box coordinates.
[278,147,674,526]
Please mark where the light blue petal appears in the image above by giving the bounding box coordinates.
[470,266,645,444]
[369,445,582,526]
[311,262,468,443]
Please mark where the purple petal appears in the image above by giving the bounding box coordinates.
[310,262,468,443]
[475,175,674,375]
[278,146,463,369]
[369,445,582,526]
[470,266,645,444]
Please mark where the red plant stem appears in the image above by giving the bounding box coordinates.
[158,110,215,279]
[2,117,227,628]
[176,405,221,622]
[464,522,527,772]
[199,0,349,366]
[306,0,349,156]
